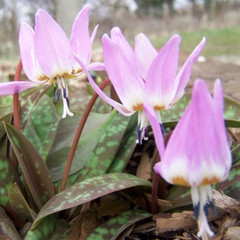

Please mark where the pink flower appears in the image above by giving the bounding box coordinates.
[0,5,101,118]
[76,27,206,143]
[144,79,232,239]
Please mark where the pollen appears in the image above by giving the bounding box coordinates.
[133,103,143,111]
[172,176,190,187]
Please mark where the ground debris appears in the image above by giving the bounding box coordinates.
[154,211,196,234]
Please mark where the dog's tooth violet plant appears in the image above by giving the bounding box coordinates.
[144,79,232,239]
[0,5,102,118]
[77,27,206,144]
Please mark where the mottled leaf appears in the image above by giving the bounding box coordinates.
[21,86,49,124]
[4,122,55,209]
[0,154,18,206]
[86,209,152,240]
[0,113,12,142]
[8,183,36,221]
[0,101,12,119]
[47,110,116,182]
[32,173,152,228]
[161,93,240,124]
[108,113,138,173]
[25,215,69,240]
[68,113,133,185]
[23,95,60,161]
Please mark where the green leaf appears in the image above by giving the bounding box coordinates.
[4,122,55,209]
[161,93,240,125]
[69,113,133,184]
[108,113,138,173]
[25,215,69,240]
[0,154,18,206]
[8,183,36,221]
[0,103,12,119]
[32,173,151,228]
[47,110,116,182]
[0,113,12,142]
[86,209,152,240]
[23,95,60,161]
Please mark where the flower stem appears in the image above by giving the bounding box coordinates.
[151,131,172,214]
[60,78,110,191]
[13,60,22,130]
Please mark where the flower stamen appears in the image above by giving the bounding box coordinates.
[54,77,73,118]
[191,185,215,239]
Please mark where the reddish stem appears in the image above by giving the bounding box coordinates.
[13,60,22,130]
[60,78,111,191]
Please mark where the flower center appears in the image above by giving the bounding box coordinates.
[53,77,73,118]
[136,111,148,145]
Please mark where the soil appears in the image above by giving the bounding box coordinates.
[186,56,240,101]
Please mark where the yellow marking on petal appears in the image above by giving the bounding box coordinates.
[38,75,49,81]
[172,176,190,187]
[48,78,57,84]
[133,103,143,111]
[154,105,165,111]
[200,176,220,185]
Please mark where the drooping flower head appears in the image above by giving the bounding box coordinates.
[0,5,102,118]
[75,27,206,144]
[144,79,232,239]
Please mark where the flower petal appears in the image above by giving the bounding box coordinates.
[134,33,157,79]
[102,34,145,111]
[143,102,165,157]
[74,55,133,116]
[19,23,43,82]
[90,24,99,46]
[34,9,72,78]
[70,5,91,66]
[154,79,231,186]
[86,62,105,71]
[171,37,206,105]
[110,27,134,62]
[145,34,181,109]
[0,81,39,95]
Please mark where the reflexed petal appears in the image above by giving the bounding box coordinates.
[154,80,231,186]
[145,35,181,108]
[171,37,206,105]
[70,5,91,66]
[90,24,99,46]
[110,27,134,62]
[34,9,72,78]
[143,102,165,157]
[102,34,145,110]
[19,23,43,82]
[74,55,133,116]
[0,81,39,95]
[134,33,157,79]
[86,62,105,71]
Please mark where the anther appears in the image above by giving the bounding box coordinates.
[160,123,166,136]
[144,127,149,141]
[193,202,200,219]
[136,124,143,145]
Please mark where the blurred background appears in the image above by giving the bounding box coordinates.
[1,0,240,58]
[0,0,240,99]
